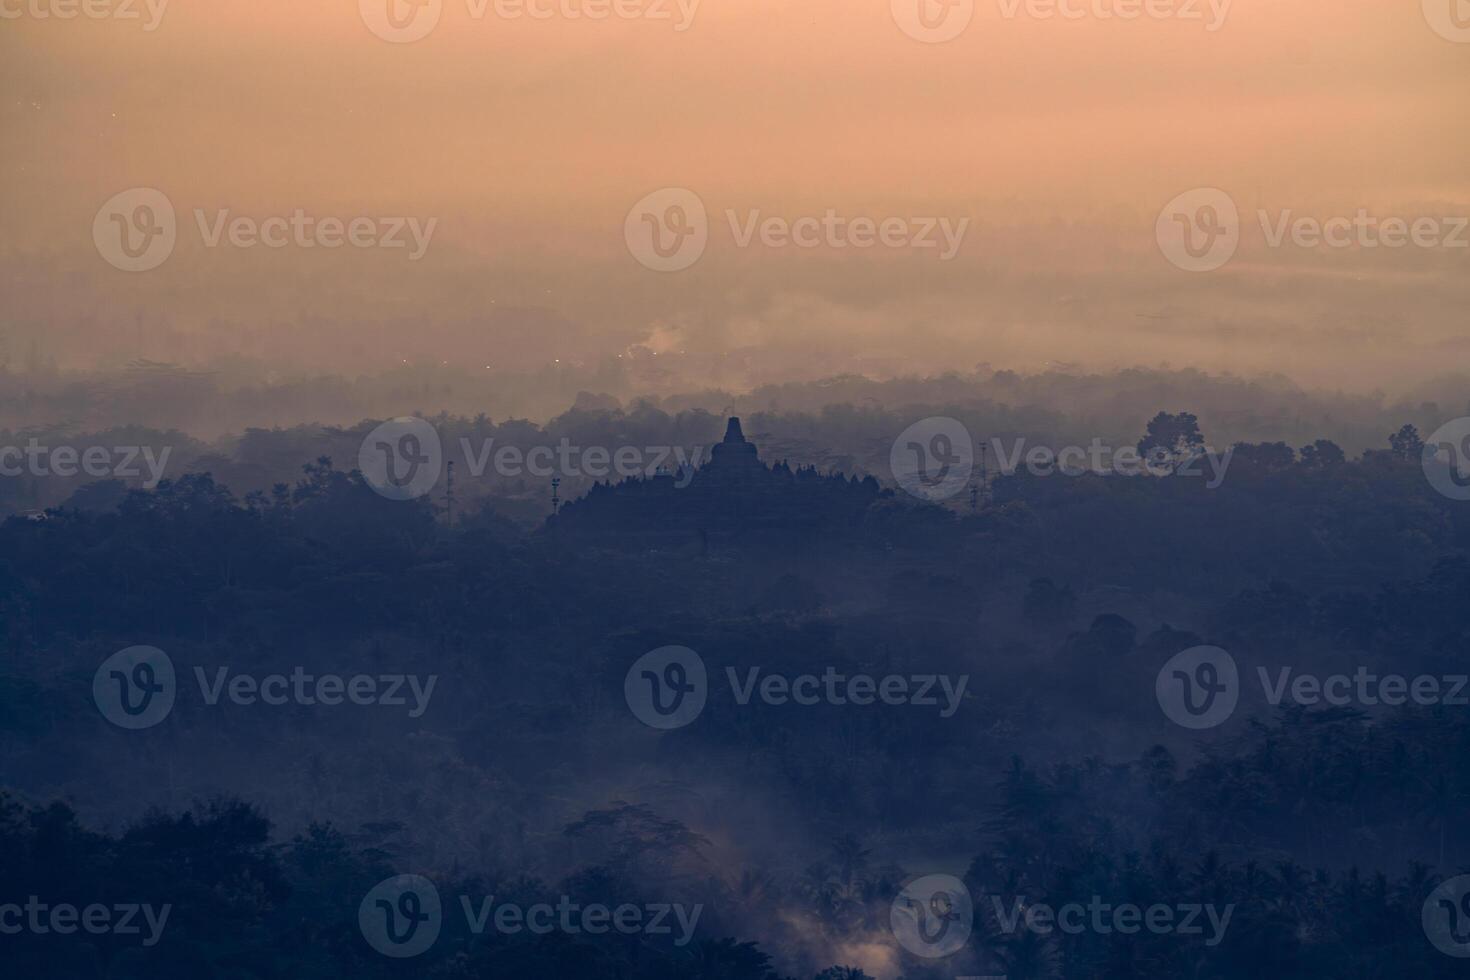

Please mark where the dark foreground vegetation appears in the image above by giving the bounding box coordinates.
[2,402,1468,978]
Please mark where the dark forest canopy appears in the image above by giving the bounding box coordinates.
[2,406,1468,978]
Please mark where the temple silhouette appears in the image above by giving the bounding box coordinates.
[545,417,887,550]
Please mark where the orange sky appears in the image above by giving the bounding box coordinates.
[2,0,1467,388]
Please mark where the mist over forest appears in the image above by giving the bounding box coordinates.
[4,357,1470,978]
[4,361,1469,517]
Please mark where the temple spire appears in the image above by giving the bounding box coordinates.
[709,416,760,469]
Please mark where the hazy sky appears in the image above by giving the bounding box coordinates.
[3,0,1467,389]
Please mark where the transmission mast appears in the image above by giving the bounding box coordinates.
[444,460,455,527]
